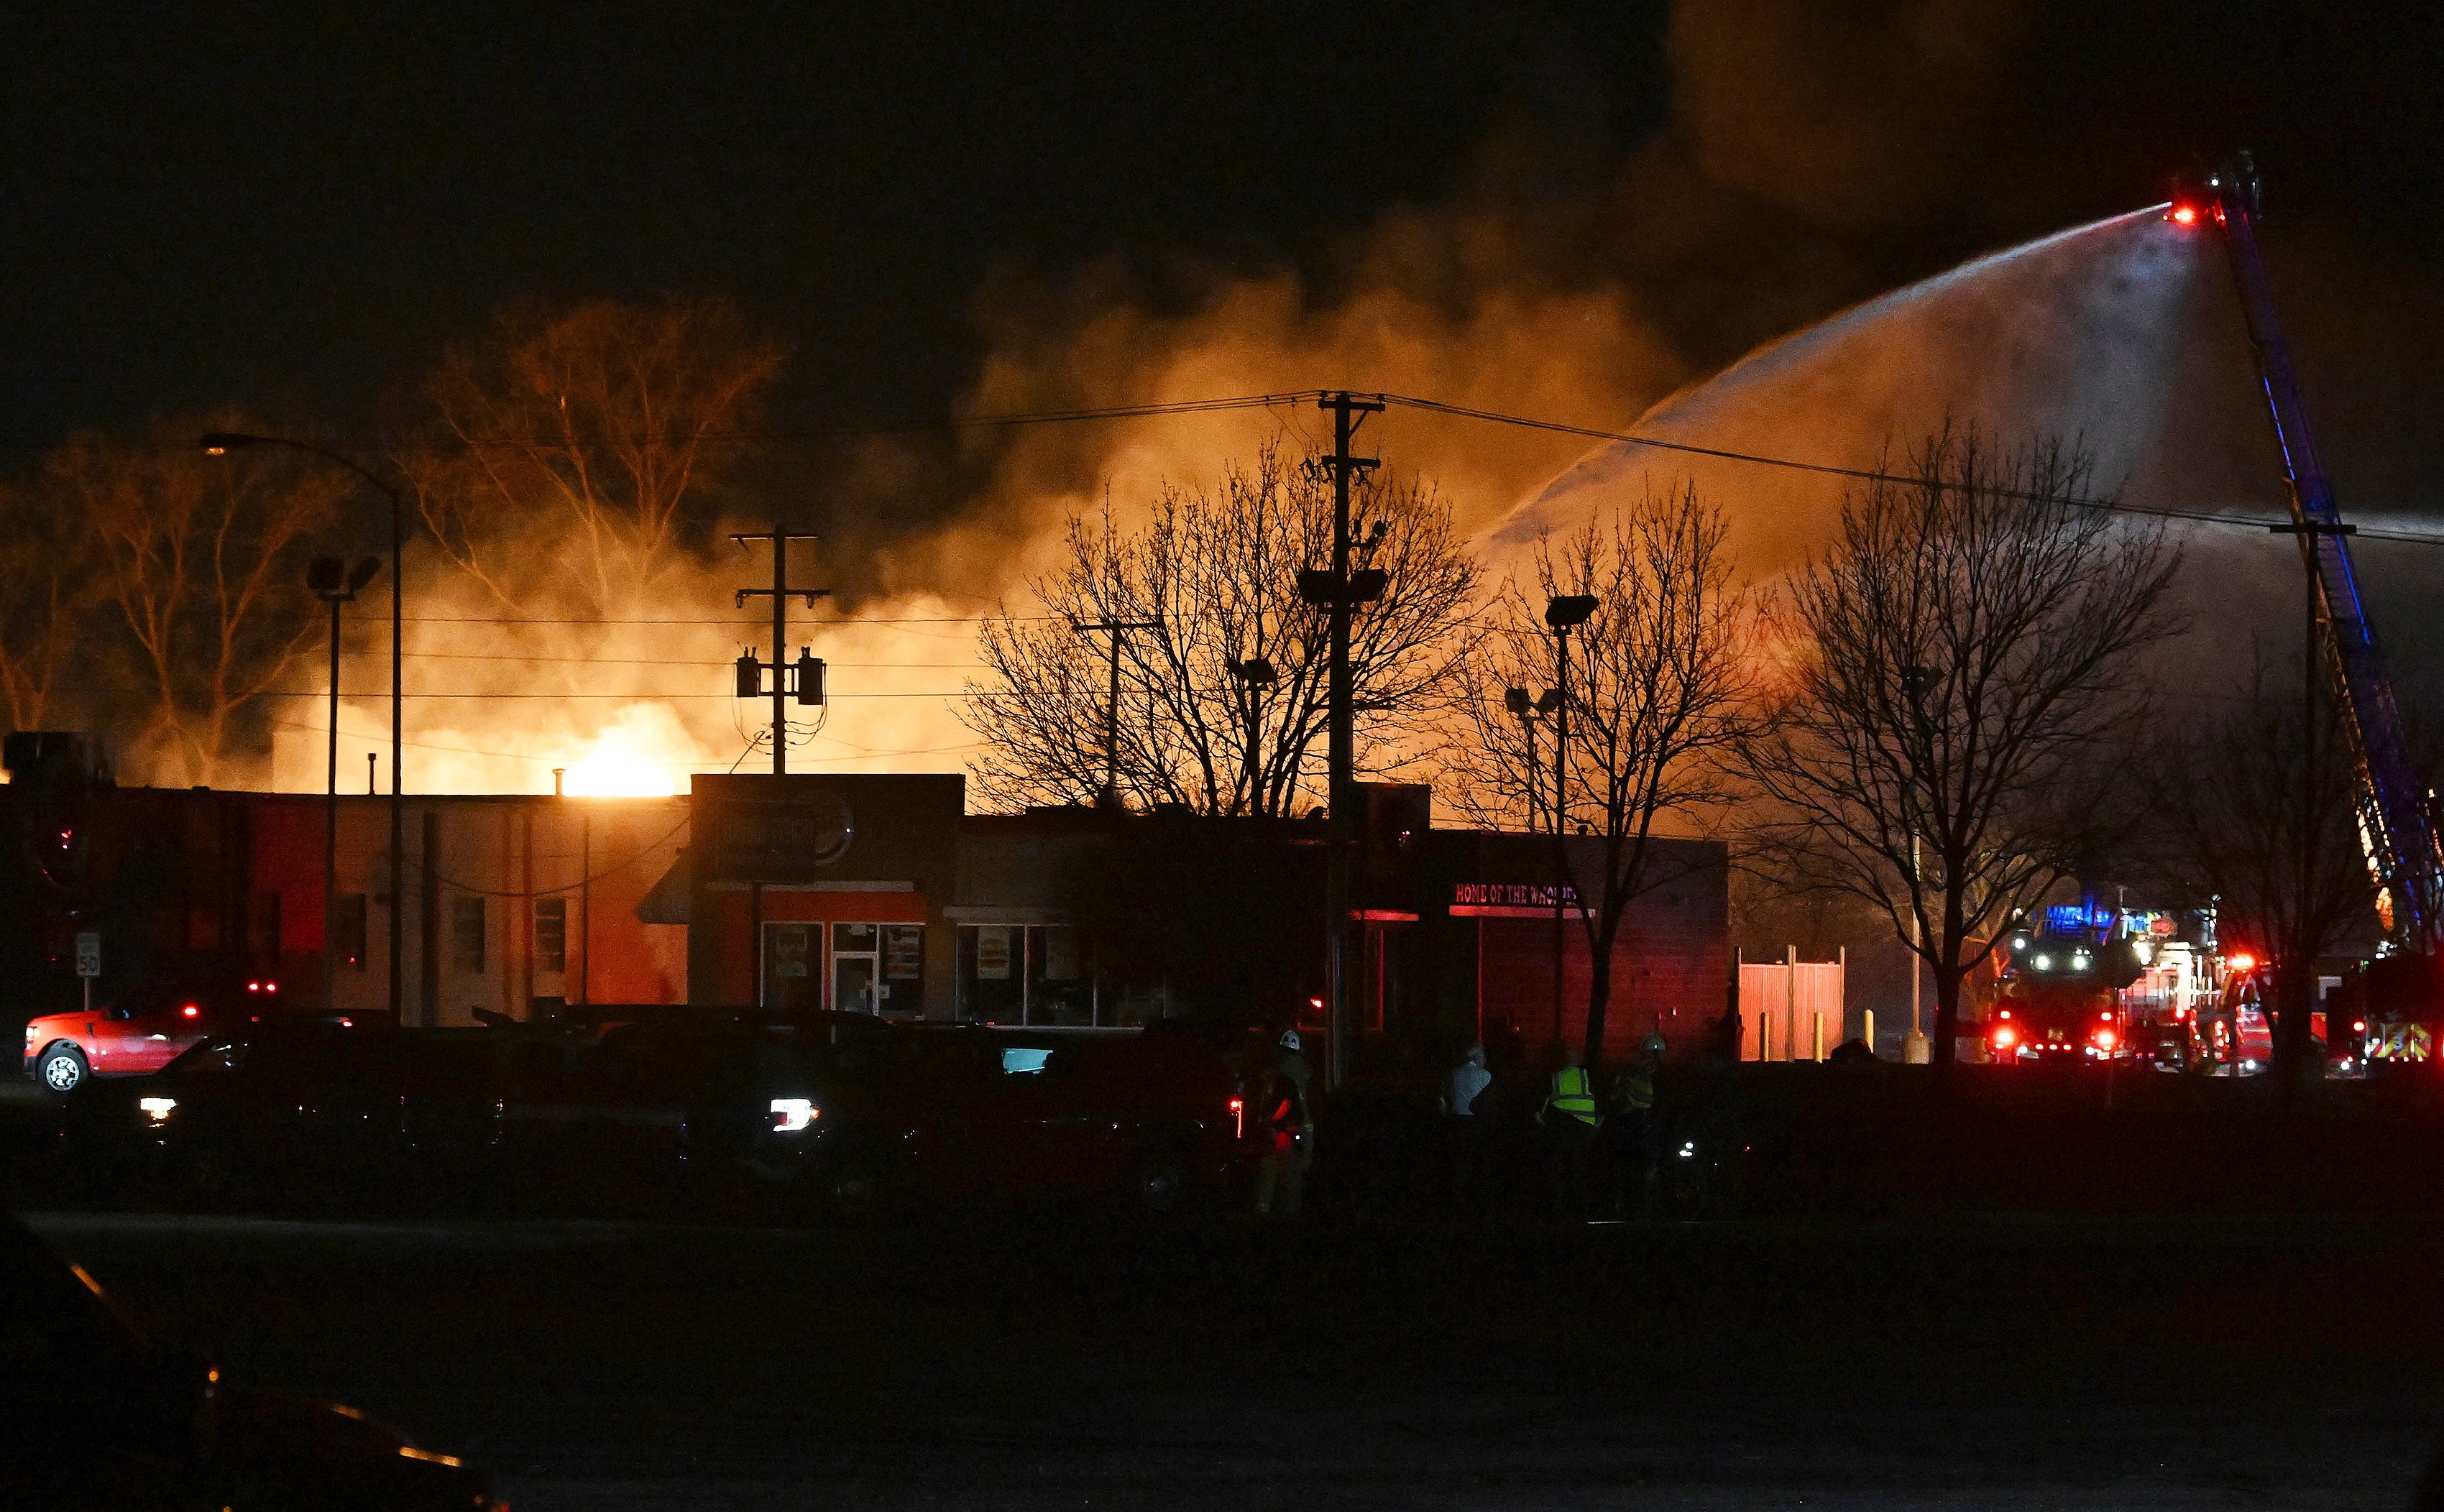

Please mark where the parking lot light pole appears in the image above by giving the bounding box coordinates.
[202,434,405,1023]
[1543,595,1597,1054]
[308,556,382,1011]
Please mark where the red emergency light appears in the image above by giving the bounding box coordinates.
[2169,203,2200,227]
[180,1004,199,1018]
[2227,953,2256,972]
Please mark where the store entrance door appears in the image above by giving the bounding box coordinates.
[831,922,881,1014]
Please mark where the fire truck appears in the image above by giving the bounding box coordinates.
[2169,160,2444,1064]
[1988,900,2225,1069]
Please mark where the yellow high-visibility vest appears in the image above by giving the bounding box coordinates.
[1547,1066,1598,1124]
[1614,1068,1655,1112]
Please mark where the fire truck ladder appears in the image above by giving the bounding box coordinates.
[2191,157,2444,948]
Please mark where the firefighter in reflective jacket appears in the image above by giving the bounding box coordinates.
[1253,1028,1315,1220]
[1601,1033,1665,1216]
[1537,1045,1599,1216]
[1539,1046,1599,1128]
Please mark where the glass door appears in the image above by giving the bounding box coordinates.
[832,922,881,1014]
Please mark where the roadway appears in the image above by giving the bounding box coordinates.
[21,1206,2444,1510]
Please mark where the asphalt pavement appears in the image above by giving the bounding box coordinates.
[21,1207,2444,1511]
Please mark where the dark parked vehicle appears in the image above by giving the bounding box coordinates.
[830,1025,1265,1217]
[63,1025,513,1207]
[1,1212,501,1509]
[490,1017,846,1216]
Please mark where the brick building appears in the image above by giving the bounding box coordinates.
[2,742,1727,1069]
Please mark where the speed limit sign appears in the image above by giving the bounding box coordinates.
[74,932,99,979]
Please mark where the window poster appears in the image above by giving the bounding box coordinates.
[1043,926,1080,982]
[976,926,1013,980]
[771,923,811,979]
[884,925,924,980]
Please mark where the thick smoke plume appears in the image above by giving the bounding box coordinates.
[265,1,2442,793]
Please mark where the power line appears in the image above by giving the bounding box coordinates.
[346,614,1049,624]
[339,650,977,666]
[28,380,2444,545]
[62,688,1008,699]
[1369,392,2444,545]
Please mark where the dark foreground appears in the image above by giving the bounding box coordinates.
[21,1206,2444,1510]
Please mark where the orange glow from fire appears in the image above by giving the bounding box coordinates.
[562,732,676,797]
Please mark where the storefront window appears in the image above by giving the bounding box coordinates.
[952,923,1158,1026]
[881,924,924,1016]
[1029,926,1093,1025]
[763,922,819,1011]
[957,925,1026,1023]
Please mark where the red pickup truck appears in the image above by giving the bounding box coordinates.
[24,978,288,1092]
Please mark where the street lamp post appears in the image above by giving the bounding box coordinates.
[1503,686,1560,834]
[201,434,405,1023]
[308,556,382,1011]
[1543,595,1597,1056]
[1227,658,1280,815]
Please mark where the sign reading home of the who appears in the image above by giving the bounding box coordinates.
[710,793,855,880]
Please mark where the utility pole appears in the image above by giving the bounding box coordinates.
[1298,392,1384,1090]
[732,526,831,776]
[1075,617,1159,806]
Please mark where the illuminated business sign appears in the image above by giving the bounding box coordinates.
[1453,882,1577,909]
[704,790,855,881]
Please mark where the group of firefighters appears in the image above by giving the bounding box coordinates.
[1449,1033,1683,1217]
[1234,1020,1715,1222]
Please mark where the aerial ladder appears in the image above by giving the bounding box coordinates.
[2169,158,2444,1050]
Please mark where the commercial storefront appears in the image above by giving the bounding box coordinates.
[683,774,961,1018]
[3,742,1728,1064]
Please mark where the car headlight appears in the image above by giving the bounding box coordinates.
[769,1097,818,1133]
[138,1097,177,1123]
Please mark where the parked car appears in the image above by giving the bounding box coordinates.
[0,1212,502,1509]
[64,1023,511,1207]
[828,1025,1265,1217]
[491,1017,846,1216]
[24,975,302,1092]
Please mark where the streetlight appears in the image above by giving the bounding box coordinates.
[1900,663,1937,1063]
[1503,686,1561,832]
[1543,594,1598,1052]
[200,433,406,1024]
[1228,658,1279,816]
[308,555,383,1012]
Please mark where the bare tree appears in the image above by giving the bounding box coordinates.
[2147,654,2377,1084]
[1742,430,2182,1084]
[0,479,101,735]
[1459,482,1763,1065]
[405,298,784,616]
[45,416,353,785]
[963,443,1479,815]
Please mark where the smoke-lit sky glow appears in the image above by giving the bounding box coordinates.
[10,1,2444,793]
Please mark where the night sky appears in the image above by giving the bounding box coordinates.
[6,2,2442,505]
